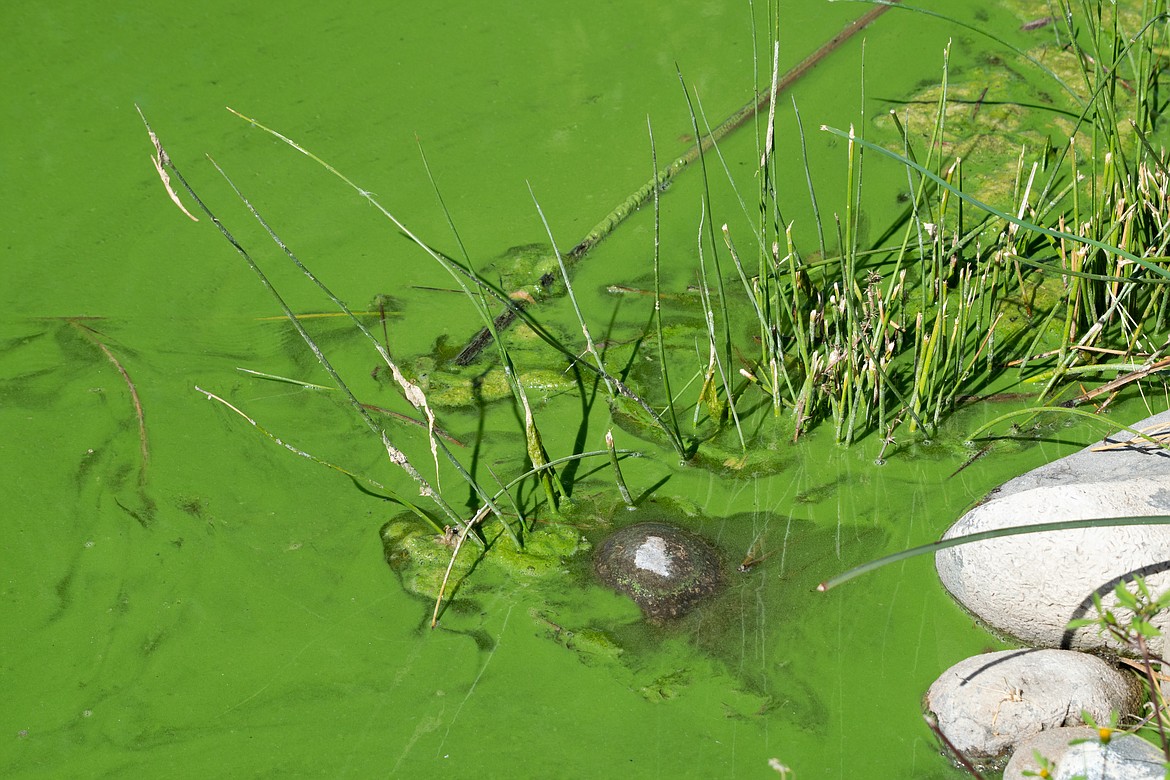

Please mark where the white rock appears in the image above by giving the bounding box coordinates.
[1003,726,1098,780]
[1053,733,1166,780]
[936,409,1170,651]
[925,649,1142,766]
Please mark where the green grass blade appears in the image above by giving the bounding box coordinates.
[818,515,1170,592]
[820,125,1170,280]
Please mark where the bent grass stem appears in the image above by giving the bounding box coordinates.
[818,515,1170,592]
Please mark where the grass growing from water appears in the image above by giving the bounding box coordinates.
[641,0,1170,453]
[143,109,572,552]
[138,102,671,626]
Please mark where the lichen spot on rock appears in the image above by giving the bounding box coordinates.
[633,535,673,577]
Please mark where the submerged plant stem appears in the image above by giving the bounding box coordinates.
[68,319,150,483]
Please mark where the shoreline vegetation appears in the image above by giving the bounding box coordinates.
[139,0,1170,621]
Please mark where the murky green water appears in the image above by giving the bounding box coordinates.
[5,2,1162,777]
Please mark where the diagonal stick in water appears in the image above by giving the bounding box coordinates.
[452,1,903,364]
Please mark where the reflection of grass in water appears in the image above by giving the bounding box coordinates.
[64,318,149,482]
[58,318,157,526]
[2,317,157,525]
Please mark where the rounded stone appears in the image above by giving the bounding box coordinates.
[593,522,723,621]
[935,409,1170,651]
[935,478,1170,650]
[924,649,1143,768]
[1051,733,1166,780]
[1003,726,1099,780]
[1004,726,1165,780]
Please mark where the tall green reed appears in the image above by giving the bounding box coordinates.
[669,0,1170,450]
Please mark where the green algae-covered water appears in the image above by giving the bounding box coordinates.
[4,2,1161,777]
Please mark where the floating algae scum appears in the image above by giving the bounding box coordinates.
[127,0,1170,775]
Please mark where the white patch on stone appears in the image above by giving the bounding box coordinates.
[633,536,673,577]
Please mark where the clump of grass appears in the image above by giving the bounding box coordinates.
[139,103,674,624]
[140,110,546,552]
[645,0,1170,452]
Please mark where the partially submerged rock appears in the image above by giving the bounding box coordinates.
[935,409,1170,650]
[1051,733,1165,780]
[1002,726,1099,780]
[593,521,723,621]
[925,649,1143,769]
[1004,726,1166,780]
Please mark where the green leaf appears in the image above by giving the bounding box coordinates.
[1115,583,1140,611]
[1066,617,1101,630]
[1133,619,1160,639]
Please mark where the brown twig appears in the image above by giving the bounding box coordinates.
[923,713,986,779]
[1065,356,1170,407]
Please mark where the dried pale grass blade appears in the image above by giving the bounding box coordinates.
[431,504,490,628]
[136,104,198,222]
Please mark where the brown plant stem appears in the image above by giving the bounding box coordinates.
[68,319,149,484]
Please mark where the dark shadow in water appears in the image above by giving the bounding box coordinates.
[574,501,888,729]
[560,362,599,494]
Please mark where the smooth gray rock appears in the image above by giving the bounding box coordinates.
[924,649,1142,766]
[1003,726,1098,780]
[936,409,1170,650]
[1053,733,1166,780]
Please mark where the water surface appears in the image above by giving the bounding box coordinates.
[2,1,1137,777]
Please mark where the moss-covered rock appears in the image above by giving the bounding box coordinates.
[593,521,724,621]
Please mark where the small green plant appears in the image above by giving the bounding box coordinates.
[1020,748,1058,778]
[1067,576,1170,761]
